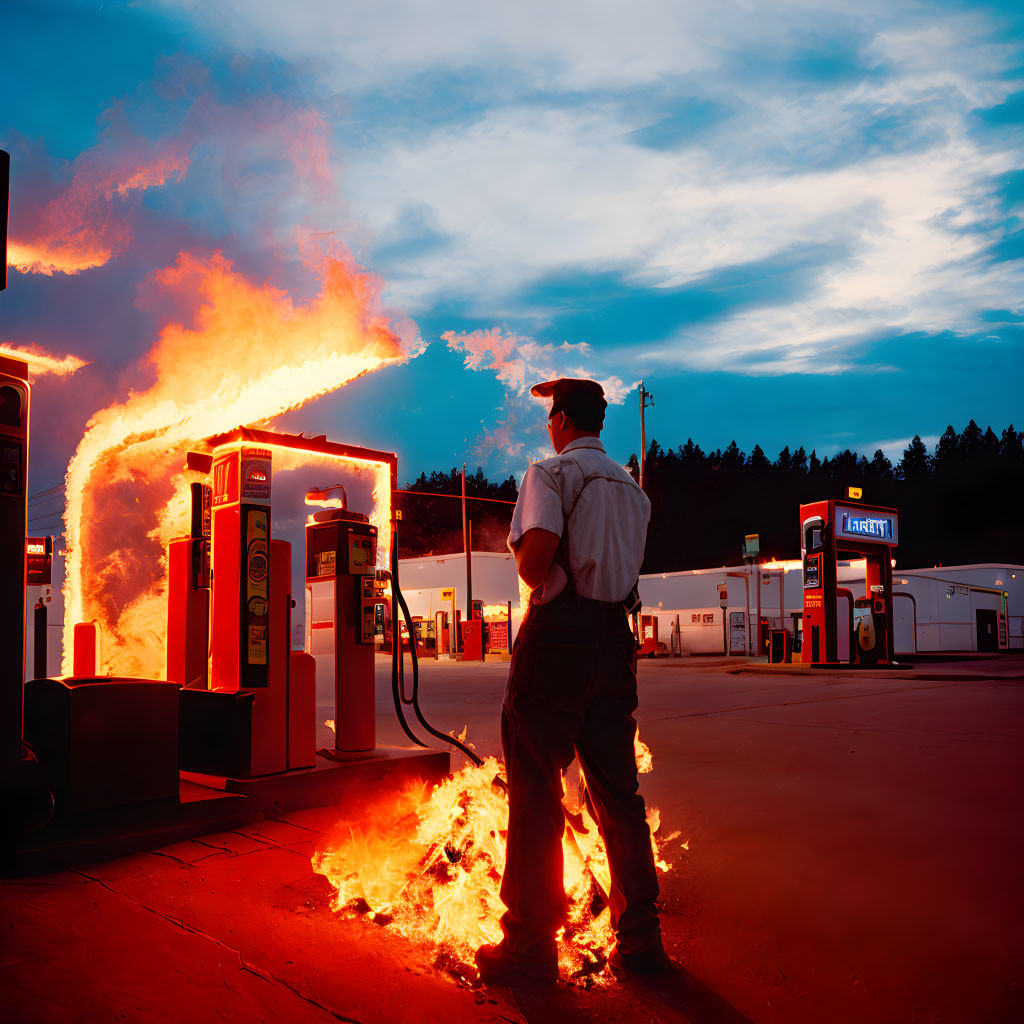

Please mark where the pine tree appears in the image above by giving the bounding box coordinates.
[898,436,930,480]
[868,449,893,479]
[748,444,771,473]
[933,426,959,467]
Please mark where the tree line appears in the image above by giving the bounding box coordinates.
[397,421,1024,571]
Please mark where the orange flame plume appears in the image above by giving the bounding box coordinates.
[0,344,88,377]
[313,730,683,982]
[62,248,407,677]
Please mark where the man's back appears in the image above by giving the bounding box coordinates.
[508,436,651,604]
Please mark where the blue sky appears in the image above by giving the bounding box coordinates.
[3,0,1023,493]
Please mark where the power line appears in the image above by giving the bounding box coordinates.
[394,488,516,506]
[28,484,65,501]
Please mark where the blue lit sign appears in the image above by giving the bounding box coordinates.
[844,516,892,539]
[835,505,898,545]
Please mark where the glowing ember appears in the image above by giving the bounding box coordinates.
[0,344,88,377]
[313,731,681,981]
[61,247,408,677]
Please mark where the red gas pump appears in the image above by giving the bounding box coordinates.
[0,354,29,792]
[166,482,210,689]
[175,442,299,777]
[305,504,381,754]
[800,498,898,666]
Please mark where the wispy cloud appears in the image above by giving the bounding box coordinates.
[442,327,635,401]
[184,0,1021,382]
[443,326,637,472]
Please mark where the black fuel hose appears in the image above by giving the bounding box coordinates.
[389,536,428,749]
[390,517,484,768]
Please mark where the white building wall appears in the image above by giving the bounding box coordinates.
[398,552,519,615]
[396,554,1021,655]
[398,551,522,638]
[645,607,728,654]
[638,562,1021,654]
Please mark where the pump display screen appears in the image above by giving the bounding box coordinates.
[835,505,898,546]
[347,530,376,574]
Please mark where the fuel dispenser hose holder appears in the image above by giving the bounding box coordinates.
[388,516,484,768]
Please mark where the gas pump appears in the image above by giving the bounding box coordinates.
[166,482,210,689]
[26,536,53,680]
[175,441,311,777]
[800,497,898,666]
[305,496,383,755]
[0,354,29,793]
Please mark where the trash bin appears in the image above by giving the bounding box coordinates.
[769,629,791,664]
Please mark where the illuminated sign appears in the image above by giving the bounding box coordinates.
[835,505,898,546]
[27,536,52,586]
[844,516,892,539]
[241,447,272,501]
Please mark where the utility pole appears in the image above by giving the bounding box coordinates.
[638,381,654,489]
[1,149,9,291]
[461,464,472,641]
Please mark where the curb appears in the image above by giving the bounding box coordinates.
[729,664,1024,683]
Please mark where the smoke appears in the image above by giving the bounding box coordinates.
[7,60,345,282]
[7,140,191,276]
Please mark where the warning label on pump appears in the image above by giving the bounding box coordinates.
[804,553,821,589]
[248,625,267,665]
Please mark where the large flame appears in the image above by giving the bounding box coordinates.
[62,248,407,677]
[0,344,88,377]
[313,729,682,981]
[8,144,190,276]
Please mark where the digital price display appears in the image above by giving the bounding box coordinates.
[835,505,898,545]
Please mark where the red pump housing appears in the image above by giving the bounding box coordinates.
[800,498,898,666]
[0,355,29,791]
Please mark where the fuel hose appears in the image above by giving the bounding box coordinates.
[389,516,483,767]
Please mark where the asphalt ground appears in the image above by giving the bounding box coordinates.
[3,653,1022,1024]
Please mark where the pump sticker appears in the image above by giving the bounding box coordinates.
[246,509,269,666]
[803,552,821,589]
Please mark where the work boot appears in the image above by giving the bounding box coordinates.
[475,940,559,984]
[608,941,674,976]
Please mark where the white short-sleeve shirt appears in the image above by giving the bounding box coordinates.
[507,437,651,605]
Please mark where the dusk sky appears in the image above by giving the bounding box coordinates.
[4,0,1023,503]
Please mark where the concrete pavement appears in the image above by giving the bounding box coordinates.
[3,653,1021,1023]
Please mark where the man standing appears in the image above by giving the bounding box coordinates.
[475,378,668,984]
